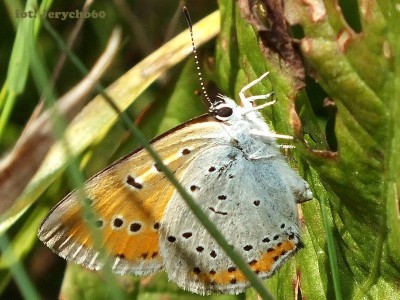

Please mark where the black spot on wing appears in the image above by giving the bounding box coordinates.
[129,223,141,232]
[208,207,227,215]
[113,217,124,228]
[126,175,143,189]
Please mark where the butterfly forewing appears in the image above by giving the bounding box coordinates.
[38,115,229,274]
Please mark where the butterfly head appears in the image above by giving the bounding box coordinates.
[210,94,243,122]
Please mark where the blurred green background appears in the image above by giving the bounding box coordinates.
[1,0,399,299]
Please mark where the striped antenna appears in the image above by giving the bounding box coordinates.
[182,6,213,108]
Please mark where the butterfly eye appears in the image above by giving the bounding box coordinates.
[214,106,233,120]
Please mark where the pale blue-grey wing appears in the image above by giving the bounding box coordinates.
[159,145,308,295]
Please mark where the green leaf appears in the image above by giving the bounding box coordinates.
[294,0,399,297]
[217,0,400,299]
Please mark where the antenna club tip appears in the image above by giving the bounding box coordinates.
[182,6,192,29]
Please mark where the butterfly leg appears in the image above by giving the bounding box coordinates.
[278,145,296,149]
[245,92,275,103]
[250,129,293,141]
[241,94,277,115]
[239,72,270,108]
[239,71,270,96]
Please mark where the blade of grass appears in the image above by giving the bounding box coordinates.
[0,0,54,140]
[320,195,342,300]
[0,234,41,300]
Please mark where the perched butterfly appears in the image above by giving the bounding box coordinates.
[38,8,313,296]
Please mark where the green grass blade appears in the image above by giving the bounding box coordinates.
[320,195,342,300]
[0,0,54,139]
[0,234,41,300]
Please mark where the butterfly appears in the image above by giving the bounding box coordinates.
[38,6,313,294]
[38,68,313,295]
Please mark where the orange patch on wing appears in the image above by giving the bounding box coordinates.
[193,240,297,285]
[60,174,175,261]
[57,133,209,263]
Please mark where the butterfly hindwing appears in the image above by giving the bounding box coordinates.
[160,144,307,295]
[38,115,229,275]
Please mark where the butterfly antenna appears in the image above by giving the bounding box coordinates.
[183,6,213,109]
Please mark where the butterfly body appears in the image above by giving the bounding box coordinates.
[38,74,312,295]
